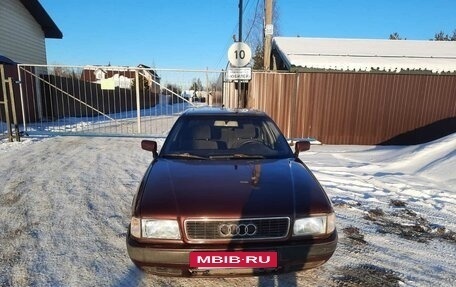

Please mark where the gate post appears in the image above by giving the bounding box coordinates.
[290,72,299,139]
[135,69,141,134]
[0,64,13,142]
[7,77,20,141]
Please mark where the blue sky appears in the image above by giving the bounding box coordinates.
[40,0,456,70]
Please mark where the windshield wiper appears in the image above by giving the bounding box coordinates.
[161,153,208,160]
[210,154,265,159]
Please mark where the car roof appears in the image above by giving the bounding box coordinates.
[181,107,268,117]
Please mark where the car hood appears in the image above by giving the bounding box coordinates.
[137,158,332,219]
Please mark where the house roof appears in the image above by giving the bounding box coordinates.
[19,0,62,39]
[0,55,16,65]
[272,37,456,74]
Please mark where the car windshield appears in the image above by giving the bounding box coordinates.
[160,115,294,159]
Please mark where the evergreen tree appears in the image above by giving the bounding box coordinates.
[389,32,403,40]
[388,30,455,41]
[433,31,449,41]
[252,45,264,70]
[432,30,456,41]
[190,78,203,91]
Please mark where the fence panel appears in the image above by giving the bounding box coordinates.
[249,71,456,145]
[16,65,234,137]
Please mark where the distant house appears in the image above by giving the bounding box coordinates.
[137,64,161,84]
[80,64,161,91]
[271,37,456,74]
[0,0,62,64]
[81,67,134,89]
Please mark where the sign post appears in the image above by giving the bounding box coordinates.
[227,42,252,108]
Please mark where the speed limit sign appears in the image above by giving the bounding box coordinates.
[228,42,252,67]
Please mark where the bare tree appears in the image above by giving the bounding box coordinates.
[244,0,280,69]
[52,66,74,77]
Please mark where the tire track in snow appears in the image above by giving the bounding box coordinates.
[1,136,455,286]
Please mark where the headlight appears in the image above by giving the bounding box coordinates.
[142,219,181,239]
[130,217,181,239]
[293,213,336,236]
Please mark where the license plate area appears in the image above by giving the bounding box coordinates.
[189,251,278,269]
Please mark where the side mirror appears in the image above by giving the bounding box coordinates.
[141,140,158,158]
[294,140,310,157]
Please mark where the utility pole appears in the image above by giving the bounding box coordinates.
[263,0,273,70]
[238,0,244,108]
[238,0,243,42]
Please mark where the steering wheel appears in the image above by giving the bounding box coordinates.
[236,139,263,148]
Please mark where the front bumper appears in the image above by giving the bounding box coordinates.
[126,231,337,276]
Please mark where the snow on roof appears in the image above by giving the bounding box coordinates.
[273,37,456,73]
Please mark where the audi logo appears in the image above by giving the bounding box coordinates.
[218,223,257,237]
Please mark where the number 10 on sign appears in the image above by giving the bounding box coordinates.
[228,42,252,67]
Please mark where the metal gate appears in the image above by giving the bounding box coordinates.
[15,64,237,137]
[1,63,20,142]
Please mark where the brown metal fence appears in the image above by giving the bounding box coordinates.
[249,71,456,145]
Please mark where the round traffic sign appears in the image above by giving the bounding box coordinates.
[228,42,252,67]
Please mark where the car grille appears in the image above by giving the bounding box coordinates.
[184,217,290,241]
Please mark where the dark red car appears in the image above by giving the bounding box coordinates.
[126,107,337,276]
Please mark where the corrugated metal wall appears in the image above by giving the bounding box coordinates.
[0,0,47,64]
[249,72,456,145]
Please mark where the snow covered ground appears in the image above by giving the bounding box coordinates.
[0,132,455,287]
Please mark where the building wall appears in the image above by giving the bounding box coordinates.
[0,0,47,64]
[249,71,456,145]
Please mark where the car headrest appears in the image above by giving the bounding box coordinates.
[237,124,258,139]
[192,125,212,140]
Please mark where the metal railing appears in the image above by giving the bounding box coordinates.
[15,65,236,137]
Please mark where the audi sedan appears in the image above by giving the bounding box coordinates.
[126,107,337,276]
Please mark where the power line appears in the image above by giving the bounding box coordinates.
[244,0,261,42]
[214,0,254,69]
